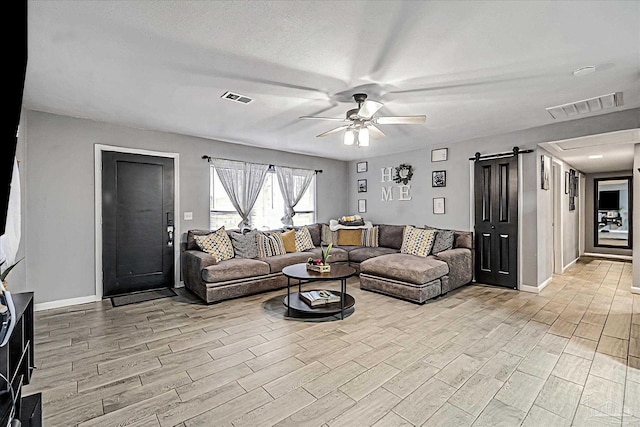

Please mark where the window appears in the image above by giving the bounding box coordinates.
[210,166,315,230]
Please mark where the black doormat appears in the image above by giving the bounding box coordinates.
[111,288,177,307]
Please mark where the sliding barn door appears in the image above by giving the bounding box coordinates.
[474,156,518,289]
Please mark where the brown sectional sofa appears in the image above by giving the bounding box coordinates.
[181,223,473,304]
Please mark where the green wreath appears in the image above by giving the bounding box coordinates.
[393,163,414,185]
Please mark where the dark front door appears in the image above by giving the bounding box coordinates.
[102,152,175,297]
[474,155,518,289]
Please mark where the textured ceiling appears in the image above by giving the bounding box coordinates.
[24,1,640,161]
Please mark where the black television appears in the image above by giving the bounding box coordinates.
[598,190,620,211]
[1,0,27,237]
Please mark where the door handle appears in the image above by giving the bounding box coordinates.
[491,225,495,229]
[167,226,174,247]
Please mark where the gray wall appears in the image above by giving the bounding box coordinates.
[348,108,640,288]
[584,171,632,256]
[20,111,348,304]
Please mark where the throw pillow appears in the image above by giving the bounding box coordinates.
[321,224,333,245]
[337,229,362,246]
[361,226,379,247]
[431,230,455,254]
[256,232,286,258]
[424,226,456,254]
[193,227,235,262]
[400,225,436,257]
[229,229,259,259]
[281,229,297,253]
[295,226,315,251]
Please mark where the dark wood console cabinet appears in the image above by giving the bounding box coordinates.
[0,292,38,425]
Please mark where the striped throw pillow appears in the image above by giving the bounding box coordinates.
[193,227,235,262]
[295,227,315,251]
[256,232,286,258]
[400,225,436,257]
[361,226,379,247]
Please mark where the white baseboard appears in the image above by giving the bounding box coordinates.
[632,286,640,295]
[583,252,632,261]
[520,276,553,294]
[562,257,578,273]
[35,295,102,312]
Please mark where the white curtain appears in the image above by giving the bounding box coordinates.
[275,166,315,226]
[0,158,21,269]
[212,159,269,229]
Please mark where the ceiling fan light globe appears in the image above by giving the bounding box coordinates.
[344,129,356,146]
[358,128,370,147]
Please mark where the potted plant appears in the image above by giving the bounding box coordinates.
[307,243,332,273]
[1,258,23,290]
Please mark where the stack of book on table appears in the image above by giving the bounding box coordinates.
[299,290,340,307]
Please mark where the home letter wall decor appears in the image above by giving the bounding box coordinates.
[380,166,412,201]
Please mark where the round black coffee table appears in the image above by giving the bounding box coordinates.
[282,263,356,320]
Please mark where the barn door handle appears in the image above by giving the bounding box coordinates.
[167,226,174,247]
[491,225,495,229]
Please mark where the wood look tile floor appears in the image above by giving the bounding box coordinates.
[24,257,639,426]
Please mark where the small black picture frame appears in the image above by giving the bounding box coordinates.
[432,170,446,187]
[357,179,367,193]
[357,161,368,173]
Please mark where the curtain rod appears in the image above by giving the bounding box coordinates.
[201,155,322,173]
[468,146,534,161]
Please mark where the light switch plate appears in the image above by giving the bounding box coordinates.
[183,212,193,220]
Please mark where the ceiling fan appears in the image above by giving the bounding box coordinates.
[299,93,426,146]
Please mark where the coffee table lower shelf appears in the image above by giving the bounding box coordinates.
[283,291,355,317]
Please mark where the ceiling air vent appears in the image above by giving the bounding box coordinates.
[546,92,623,120]
[221,91,253,105]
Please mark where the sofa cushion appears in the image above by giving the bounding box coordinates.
[295,227,316,251]
[256,232,286,257]
[424,227,455,254]
[259,252,314,273]
[348,247,399,263]
[377,224,405,249]
[400,226,436,258]
[361,226,379,247]
[360,253,449,285]
[201,258,270,283]
[337,229,362,246]
[229,229,259,259]
[194,227,235,262]
[281,229,297,253]
[305,223,322,247]
[306,246,349,263]
[454,231,473,249]
[187,229,214,250]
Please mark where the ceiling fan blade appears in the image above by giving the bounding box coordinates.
[299,116,346,122]
[357,100,383,119]
[368,125,386,139]
[375,115,426,125]
[316,125,350,137]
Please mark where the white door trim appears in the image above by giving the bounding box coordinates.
[94,144,180,299]
[552,159,564,274]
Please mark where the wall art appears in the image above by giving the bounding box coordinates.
[432,170,446,187]
[433,197,445,214]
[357,161,368,173]
[358,179,367,193]
[358,199,366,213]
[431,148,448,162]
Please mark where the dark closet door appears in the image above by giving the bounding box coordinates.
[474,156,518,289]
[102,152,174,297]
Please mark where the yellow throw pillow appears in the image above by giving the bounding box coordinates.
[281,229,297,253]
[337,229,362,246]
